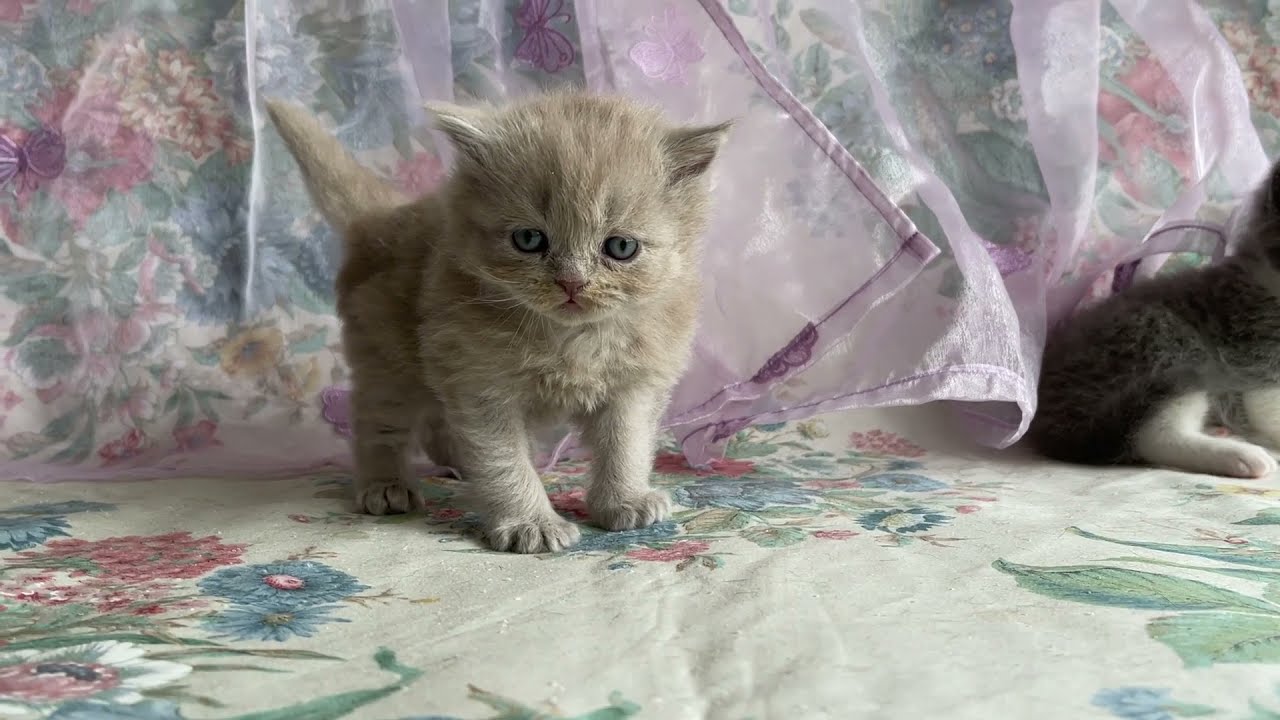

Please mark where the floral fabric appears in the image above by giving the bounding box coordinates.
[1,408,1279,718]
[4,0,1280,480]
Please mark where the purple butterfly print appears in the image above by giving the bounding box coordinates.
[711,417,751,443]
[751,322,819,384]
[0,126,66,193]
[514,0,575,73]
[320,385,353,437]
[1111,260,1139,294]
[628,6,705,84]
[981,238,1033,277]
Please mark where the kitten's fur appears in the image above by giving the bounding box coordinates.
[266,92,729,552]
[1028,158,1280,478]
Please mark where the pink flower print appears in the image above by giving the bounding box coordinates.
[626,541,709,562]
[514,0,575,73]
[173,420,221,451]
[848,430,927,458]
[394,152,445,196]
[0,1,36,23]
[118,382,158,423]
[97,428,150,465]
[629,6,705,84]
[112,316,152,355]
[16,81,157,230]
[548,487,590,520]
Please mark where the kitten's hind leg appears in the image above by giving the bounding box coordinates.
[1133,391,1277,478]
[351,390,424,515]
[1242,386,1280,453]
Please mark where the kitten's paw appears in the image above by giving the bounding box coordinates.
[486,514,581,554]
[1217,444,1278,478]
[355,481,422,515]
[589,490,671,531]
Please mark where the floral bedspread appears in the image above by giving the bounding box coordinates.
[2,407,1279,719]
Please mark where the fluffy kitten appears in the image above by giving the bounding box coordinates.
[266,92,730,552]
[1028,158,1280,478]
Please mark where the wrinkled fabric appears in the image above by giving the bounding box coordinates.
[0,0,1274,480]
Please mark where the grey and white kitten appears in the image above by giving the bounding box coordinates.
[267,92,730,552]
[1028,158,1280,478]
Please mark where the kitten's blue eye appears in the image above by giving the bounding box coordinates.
[603,236,639,262]
[512,229,548,253]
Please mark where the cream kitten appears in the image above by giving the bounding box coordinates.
[266,92,729,553]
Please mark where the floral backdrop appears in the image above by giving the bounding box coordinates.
[0,0,1275,479]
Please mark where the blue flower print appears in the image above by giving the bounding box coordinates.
[858,473,947,493]
[0,43,48,119]
[203,603,349,642]
[0,514,70,551]
[1091,687,1177,720]
[204,15,322,111]
[174,158,336,323]
[49,700,187,720]
[670,481,817,512]
[936,2,1016,74]
[571,522,680,553]
[885,460,925,471]
[857,508,951,534]
[198,561,369,608]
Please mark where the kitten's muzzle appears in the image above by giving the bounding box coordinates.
[556,277,589,302]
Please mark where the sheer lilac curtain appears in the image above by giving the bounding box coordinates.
[0,0,1271,480]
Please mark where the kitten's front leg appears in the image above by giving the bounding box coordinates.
[449,395,581,553]
[581,389,671,531]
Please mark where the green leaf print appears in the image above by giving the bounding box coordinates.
[683,508,752,533]
[1148,612,1280,668]
[798,8,848,52]
[965,131,1047,198]
[1100,556,1280,585]
[795,42,832,95]
[1069,527,1280,570]
[1134,149,1182,209]
[226,648,421,720]
[724,442,777,459]
[993,561,1280,613]
[743,526,809,548]
[1236,509,1280,526]
[453,686,642,720]
[5,295,70,347]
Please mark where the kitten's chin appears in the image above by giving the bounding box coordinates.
[541,301,604,326]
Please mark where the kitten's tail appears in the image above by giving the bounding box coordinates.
[263,100,407,229]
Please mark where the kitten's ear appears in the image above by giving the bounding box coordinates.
[663,121,732,185]
[426,101,494,161]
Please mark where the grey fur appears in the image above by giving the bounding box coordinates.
[1028,158,1280,477]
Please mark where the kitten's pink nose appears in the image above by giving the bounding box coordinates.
[556,277,588,299]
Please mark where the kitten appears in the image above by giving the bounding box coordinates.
[266,91,730,552]
[1027,157,1280,478]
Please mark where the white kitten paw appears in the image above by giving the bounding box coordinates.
[486,513,581,554]
[1217,444,1278,478]
[355,481,423,515]
[589,490,671,531]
